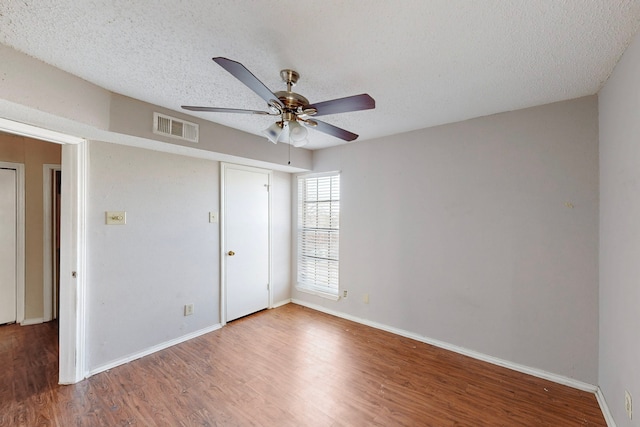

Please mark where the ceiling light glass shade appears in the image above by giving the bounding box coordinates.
[279,121,290,143]
[288,120,308,144]
[262,122,284,144]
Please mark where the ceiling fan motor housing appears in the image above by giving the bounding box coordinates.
[274,69,318,122]
[275,90,309,113]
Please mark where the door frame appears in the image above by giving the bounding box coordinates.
[0,162,25,324]
[220,162,273,325]
[0,119,87,384]
[43,164,61,322]
[58,142,88,384]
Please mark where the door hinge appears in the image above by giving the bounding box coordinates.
[264,184,270,192]
[267,283,270,290]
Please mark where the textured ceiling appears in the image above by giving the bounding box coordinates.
[1,1,640,150]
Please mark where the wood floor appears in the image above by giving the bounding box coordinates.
[1,303,605,426]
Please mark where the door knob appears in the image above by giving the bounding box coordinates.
[228,250,235,256]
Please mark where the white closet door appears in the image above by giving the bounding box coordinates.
[0,168,17,324]
[223,165,270,322]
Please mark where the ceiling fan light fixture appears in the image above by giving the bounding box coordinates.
[262,121,284,144]
[288,120,308,143]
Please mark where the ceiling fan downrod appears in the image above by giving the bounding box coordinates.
[280,69,299,91]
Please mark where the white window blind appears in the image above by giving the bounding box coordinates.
[297,173,340,296]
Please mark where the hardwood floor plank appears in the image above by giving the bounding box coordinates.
[0,304,606,426]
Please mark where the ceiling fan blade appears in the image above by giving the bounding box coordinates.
[181,106,274,115]
[308,94,375,117]
[311,119,359,142]
[213,57,284,108]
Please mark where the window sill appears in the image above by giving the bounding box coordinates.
[295,286,340,301]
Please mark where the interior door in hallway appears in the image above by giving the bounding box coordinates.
[0,168,17,324]
[223,164,270,322]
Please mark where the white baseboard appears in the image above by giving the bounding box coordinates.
[87,323,223,378]
[271,298,291,309]
[291,299,598,393]
[20,317,44,326]
[596,387,617,427]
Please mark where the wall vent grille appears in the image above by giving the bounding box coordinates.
[153,112,199,143]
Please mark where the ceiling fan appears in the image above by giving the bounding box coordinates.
[182,57,375,147]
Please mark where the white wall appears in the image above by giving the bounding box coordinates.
[293,96,599,384]
[599,29,640,426]
[87,141,220,369]
[86,141,292,370]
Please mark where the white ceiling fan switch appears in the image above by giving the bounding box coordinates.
[209,211,219,223]
[106,211,126,225]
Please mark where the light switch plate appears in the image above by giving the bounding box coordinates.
[106,211,126,225]
[209,211,219,223]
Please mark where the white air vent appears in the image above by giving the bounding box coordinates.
[153,112,199,143]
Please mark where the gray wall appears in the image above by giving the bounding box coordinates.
[293,96,599,384]
[86,141,291,370]
[599,28,640,427]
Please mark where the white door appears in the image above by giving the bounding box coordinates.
[223,164,270,322]
[0,168,17,324]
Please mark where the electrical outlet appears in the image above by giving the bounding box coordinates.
[625,390,633,420]
[343,290,348,298]
[363,293,370,304]
[184,304,194,316]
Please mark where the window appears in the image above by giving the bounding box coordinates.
[297,173,340,298]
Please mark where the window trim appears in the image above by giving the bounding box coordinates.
[295,285,340,301]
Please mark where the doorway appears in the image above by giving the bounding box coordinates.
[221,163,272,323]
[43,165,62,322]
[54,169,61,319]
[0,124,85,384]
